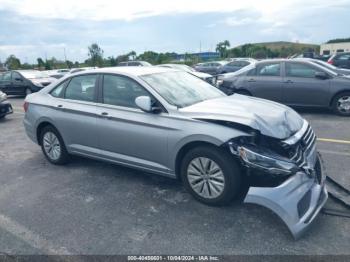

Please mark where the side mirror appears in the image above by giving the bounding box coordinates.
[315,72,329,80]
[135,96,161,113]
[15,77,23,82]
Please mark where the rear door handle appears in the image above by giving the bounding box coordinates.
[248,78,256,82]
[57,105,63,108]
[284,80,293,84]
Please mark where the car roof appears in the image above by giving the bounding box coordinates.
[75,66,178,77]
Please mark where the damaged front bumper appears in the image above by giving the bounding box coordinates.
[244,153,328,239]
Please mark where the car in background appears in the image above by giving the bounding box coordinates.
[217,58,256,74]
[157,63,215,84]
[328,52,350,69]
[0,70,56,96]
[294,58,350,76]
[24,66,327,238]
[0,90,13,119]
[117,61,152,67]
[218,59,350,116]
[70,67,98,74]
[194,61,228,75]
[45,69,70,79]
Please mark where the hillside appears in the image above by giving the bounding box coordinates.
[237,41,319,51]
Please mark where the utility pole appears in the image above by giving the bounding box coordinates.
[63,47,67,62]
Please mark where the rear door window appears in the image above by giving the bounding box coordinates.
[64,74,98,102]
[50,80,68,98]
[256,63,281,76]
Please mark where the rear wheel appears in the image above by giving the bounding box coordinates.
[40,125,69,165]
[180,146,242,206]
[332,92,350,116]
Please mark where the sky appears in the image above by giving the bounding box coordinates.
[0,0,349,64]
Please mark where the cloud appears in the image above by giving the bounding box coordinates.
[0,0,330,21]
[0,0,349,63]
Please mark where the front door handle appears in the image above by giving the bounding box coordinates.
[284,80,293,84]
[57,105,63,108]
[248,78,256,82]
[100,112,112,119]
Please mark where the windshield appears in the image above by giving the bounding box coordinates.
[19,70,49,79]
[141,71,225,108]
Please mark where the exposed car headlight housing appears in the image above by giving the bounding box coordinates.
[232,145,299,175]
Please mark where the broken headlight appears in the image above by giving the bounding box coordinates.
[231,144,299,175]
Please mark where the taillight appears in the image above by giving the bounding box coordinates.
[23,102,29,112]
[328,59,333,64]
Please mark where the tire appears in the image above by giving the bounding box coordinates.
[331,92,350,116]
[40,125,70,165]
[180,145,242,206]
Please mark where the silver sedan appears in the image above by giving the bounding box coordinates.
[23,67,327,239]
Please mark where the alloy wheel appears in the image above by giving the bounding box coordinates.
[43,132,61,161]
[187,157,225,199]
[337,96,350,113]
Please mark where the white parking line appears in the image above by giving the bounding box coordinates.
[0,213,72,255]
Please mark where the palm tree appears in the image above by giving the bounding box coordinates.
[216,40,231,58]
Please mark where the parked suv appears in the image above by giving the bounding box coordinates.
[0,70,56,96]
[23,67,327,239]
[328,52,350,69]
[219,59,350,116]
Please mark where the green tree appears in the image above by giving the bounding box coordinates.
[216,40,231,58]
[66,60,74,69]
[87,43,104,67]
[5,55,21,70]
[37,58,45,69]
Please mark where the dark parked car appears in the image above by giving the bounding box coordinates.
[194,61,228,75]
[0,90,13,119]
[219,59,350,116]
[0,70,56,96]
[328,52,350,69]
[217,59,256,74]
[117,61,152,67]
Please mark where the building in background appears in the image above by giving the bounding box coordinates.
[320,42,350,55]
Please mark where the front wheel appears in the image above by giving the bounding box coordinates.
[180,146,242,206]
[332,92,350,116]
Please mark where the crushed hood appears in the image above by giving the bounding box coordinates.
[180,94,304,140]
